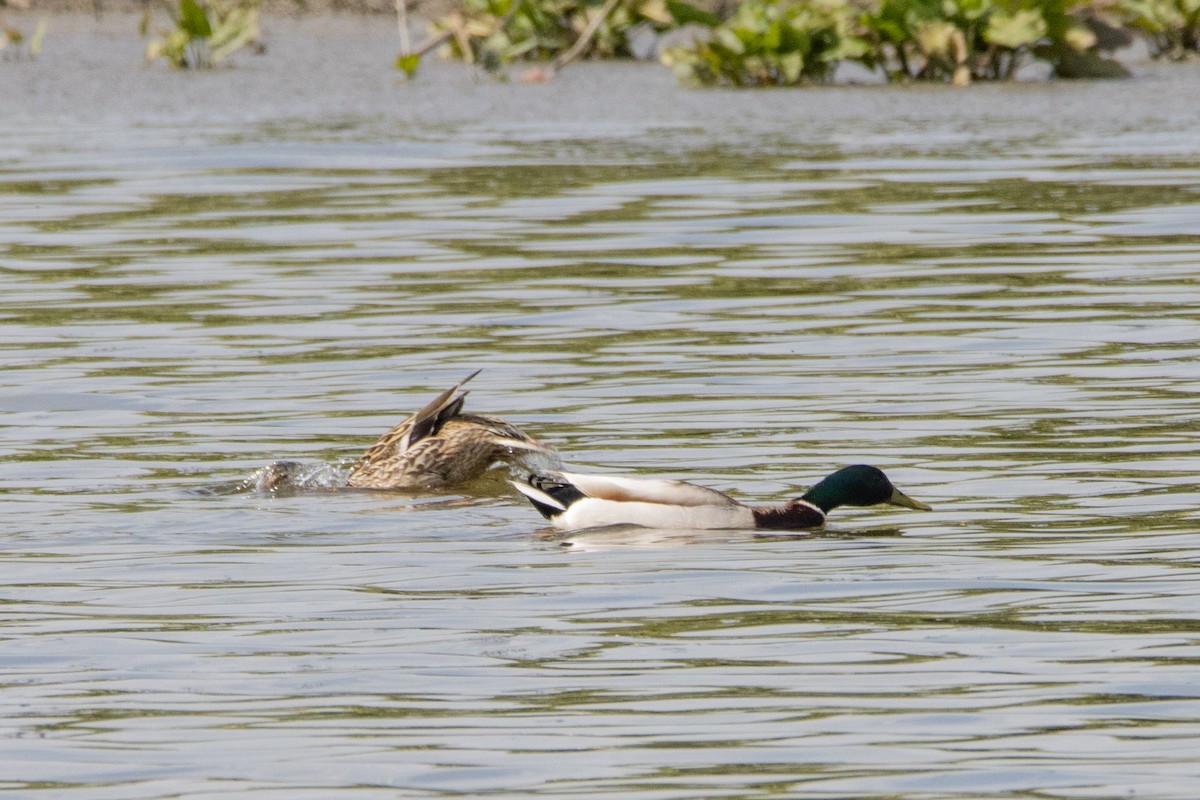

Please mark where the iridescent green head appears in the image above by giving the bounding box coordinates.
[801,465,931,514]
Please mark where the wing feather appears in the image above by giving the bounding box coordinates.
[559,471,739,508]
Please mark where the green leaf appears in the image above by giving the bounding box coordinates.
[664,0,720,28]
[829,33,871,61]
[762,19,782,51]
[715,26,745,54]
[164,28,192,66]
[985,8,1046,49]
[209,9,259,63]
[914,19,955,55]
[179,0,213,39]
[394,52,422,77]
[779,49,803,83]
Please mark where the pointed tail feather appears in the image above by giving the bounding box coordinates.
[511,479,567,520]
[402,369,482,449]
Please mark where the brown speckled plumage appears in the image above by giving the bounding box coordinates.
[346,371,557,490]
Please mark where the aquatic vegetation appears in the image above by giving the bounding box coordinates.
[865,0,1043,82]
[659,0,1131,85]
[661,0,870,85]
[431,0,693,73]
[141,0,260,69]
[1116,0,1200,58]
[863,0,1129,82]
[422,0,1145,84]
[393,0,427,77]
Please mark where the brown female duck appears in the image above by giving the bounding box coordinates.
[346,370,558,490]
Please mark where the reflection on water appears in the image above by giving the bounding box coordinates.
[4,57,1200,798]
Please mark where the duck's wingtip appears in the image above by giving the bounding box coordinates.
[493,437,553,453]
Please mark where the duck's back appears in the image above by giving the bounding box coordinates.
[347,412,548,490]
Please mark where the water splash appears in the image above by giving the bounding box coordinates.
[194,460,352,497]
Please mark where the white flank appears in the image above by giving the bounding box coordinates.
[557,499,755,531]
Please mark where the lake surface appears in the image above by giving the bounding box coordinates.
[4,13,1200,799]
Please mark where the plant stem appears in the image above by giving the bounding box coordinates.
[411,28,453,57]
[552,0,624,70]
[396,0,411,56]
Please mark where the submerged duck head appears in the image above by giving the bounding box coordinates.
[801,464,931,514]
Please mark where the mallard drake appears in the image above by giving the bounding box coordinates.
[511,464,930,531]
[346,370,558,490]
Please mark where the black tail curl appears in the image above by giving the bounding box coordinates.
[523,473,587,519]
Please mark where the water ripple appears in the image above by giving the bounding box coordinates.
[4,76,1200,798]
